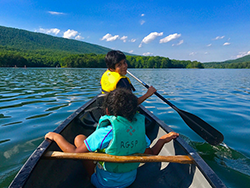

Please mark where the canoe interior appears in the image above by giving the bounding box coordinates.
[10,95,225,188]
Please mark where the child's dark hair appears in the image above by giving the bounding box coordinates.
[103,88,138,121]
[105,50,126,70]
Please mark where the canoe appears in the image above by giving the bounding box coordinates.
[9,94,226,188]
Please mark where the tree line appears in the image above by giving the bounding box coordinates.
[2,50,250,69]
[203,61,250,68]
[0,51,204,68]
[1,25,250,69]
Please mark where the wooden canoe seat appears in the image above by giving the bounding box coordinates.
[44,151,194,164]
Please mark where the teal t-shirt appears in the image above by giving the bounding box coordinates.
[84,125,151,187]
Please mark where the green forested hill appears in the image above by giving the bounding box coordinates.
[225,54,250,63]
[0,25,204,68]
[0,25,112,67]
[1,25,249,68]
[0,25,111,54]
[203,54,250,68]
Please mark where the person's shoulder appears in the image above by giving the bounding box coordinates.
[87,125,113,140]
[101,69,109,75]
[117,78,130,87]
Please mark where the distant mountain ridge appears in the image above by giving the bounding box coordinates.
[0,25,249,68]
[1,25,250,63]
[206,54,250,64]
[0,25,112,54]
[203,53,250,68]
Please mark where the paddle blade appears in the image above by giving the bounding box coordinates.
[177,109,224,145]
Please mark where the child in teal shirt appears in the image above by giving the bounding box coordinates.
[45,89,179,188]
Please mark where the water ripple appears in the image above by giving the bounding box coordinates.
[0,68,250,188]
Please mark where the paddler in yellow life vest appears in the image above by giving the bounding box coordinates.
[100,50,156,104]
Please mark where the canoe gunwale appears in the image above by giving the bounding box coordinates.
[9,96,99,188]
[139,105,226,188]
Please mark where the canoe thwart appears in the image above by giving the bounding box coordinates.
[43,151,194,164]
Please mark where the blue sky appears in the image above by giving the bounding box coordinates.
[1,0,250,62]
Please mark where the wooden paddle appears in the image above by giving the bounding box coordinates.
[127,70,224,146]
[44,151,193,164]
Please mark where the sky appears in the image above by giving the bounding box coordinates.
[1,0,250,63]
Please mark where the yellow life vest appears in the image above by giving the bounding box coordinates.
[100,70,132,93]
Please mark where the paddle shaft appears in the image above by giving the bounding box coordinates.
[127,70,224,146]
[44,151,193,164]
[127,72,177,109]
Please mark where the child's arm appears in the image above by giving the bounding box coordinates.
[45,132,89,153]
[137,86,157,105]
[144,132,179,155]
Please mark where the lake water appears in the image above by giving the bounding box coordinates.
[0,68,250,188]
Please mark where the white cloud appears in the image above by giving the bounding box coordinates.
[160,33,181,43]
[75,35,84,40]
[142,52,153,56]
[207,43,212,47]
[130,39,136,42]
[129,50,134,53]
[139,32,163,47]
[120,36,128,42]
[172,40,183,46]
[101,33,119,41]
[140,14,145,25]
[48,11,65,15]
[189,52,197,56]
[143,52,153,56]
[63,29,78,39]
[223,42,230,46]
[236,51,250,58]
[213,36,225,40]
[36,28,60,35]
[140,20,145,25]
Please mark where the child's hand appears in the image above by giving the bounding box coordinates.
[45,132,58,141]
[146,86,157,97]
[160,132,179,143]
